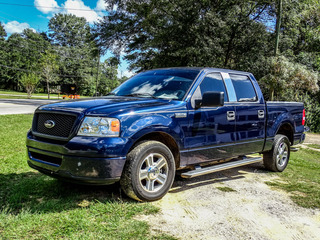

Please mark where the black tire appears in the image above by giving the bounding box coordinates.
[120,141,176,201]
[263,134,290,172]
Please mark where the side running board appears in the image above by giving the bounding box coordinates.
[181,157,262,179]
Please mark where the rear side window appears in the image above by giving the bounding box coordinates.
[229,74,257,102]
[199,73,228,102]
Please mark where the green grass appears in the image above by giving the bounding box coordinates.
[216,186,236,192]
[307,144,320,149]
[0,90,61,99]
[265,149,320,208]
[0,115,174,240]
[0,90,91,99]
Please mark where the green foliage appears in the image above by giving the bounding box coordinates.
[0,114,174,239]
[307,144,320,150]
[49,13,100,95]
[40,50,59,99]
[1,29,51,91]
[259,56,320,131]
[19,73,40,98]
[97,57,120,95]
[259,56,319,101]
[0,21,6,38]
[0,22,8,90]
[0,15,120,96]
[95,0,273,72]
[299,94,320,133]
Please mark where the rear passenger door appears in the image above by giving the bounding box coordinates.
[229,74,266,155]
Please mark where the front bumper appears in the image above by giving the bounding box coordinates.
[26,131,128,185]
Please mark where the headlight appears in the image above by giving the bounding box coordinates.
[78,117,120,137]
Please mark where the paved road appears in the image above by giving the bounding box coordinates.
[0,99,60,115]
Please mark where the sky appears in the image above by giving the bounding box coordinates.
[0,0,133,78]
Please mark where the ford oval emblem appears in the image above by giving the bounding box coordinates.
[44,120,55,129]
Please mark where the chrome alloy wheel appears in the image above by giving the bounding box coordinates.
[276,142,288,167]
[138,153,168,193]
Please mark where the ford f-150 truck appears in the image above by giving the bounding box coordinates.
[26,67,306,201]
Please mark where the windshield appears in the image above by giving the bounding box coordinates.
[111,69,200,100]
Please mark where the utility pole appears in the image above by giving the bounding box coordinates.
[274,0,282,56]
[95,49,100,97]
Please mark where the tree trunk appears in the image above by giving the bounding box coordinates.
[47,79,50,99]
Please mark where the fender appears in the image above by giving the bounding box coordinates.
[120,114,184,156]
[264,111,295,152]
[267,112,295,139]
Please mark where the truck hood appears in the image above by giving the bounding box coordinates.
[37,96,175,116]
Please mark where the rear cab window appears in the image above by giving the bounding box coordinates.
[229,74,257,102]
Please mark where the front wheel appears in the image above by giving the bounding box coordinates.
[120,141,176,201]
[263,134,290,172]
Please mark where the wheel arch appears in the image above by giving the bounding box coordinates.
[276,122,294,145]
[128,131,181,169]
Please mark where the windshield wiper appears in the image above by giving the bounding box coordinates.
[123,93,158,99]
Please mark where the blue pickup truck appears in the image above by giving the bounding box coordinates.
[26,68,306,201]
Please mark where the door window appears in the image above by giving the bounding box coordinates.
[229,74,257,102]
[199,73,228,102]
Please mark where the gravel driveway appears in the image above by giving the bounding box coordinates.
[139,136,320,239]
[141,163,320,240]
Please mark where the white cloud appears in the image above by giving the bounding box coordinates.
[63,0,100,23]
[34,0,59,14]
[95,0,108,11]
[95,0,117,12]
[34,0,105,23]
[4,21,36,34]
[117,70,135,79]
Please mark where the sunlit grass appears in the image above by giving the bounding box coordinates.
[0,114,174,239]
[265,148,320,208]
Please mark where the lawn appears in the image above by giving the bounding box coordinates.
[0,90,61,99]
[0,90,90,100]
[265,146,320,209]
[0,114,173,239]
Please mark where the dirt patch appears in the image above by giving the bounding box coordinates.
[139,163,320,240]
[304,133,320,145]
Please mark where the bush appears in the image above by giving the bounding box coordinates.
[19,73,40,98]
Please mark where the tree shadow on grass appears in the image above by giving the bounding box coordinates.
[0,163,269,214]
[0,171,125,214]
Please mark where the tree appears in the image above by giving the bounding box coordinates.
[259,56,319,101]
[0,21,6,38]
[19,72,40,98]
[95,0,273,72]
[48,13,98,95]
[41,50,59,99]
[279,0,320,70]
[0,22,8,89]
[4,29,50,90]
[97,57,120,95]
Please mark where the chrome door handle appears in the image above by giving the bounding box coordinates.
[258,110,265,119]
[227,111,235,121]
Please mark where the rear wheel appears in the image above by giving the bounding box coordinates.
[120,141,175,201]
[263,134,290,172]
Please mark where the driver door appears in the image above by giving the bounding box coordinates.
[182,72,236,166]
